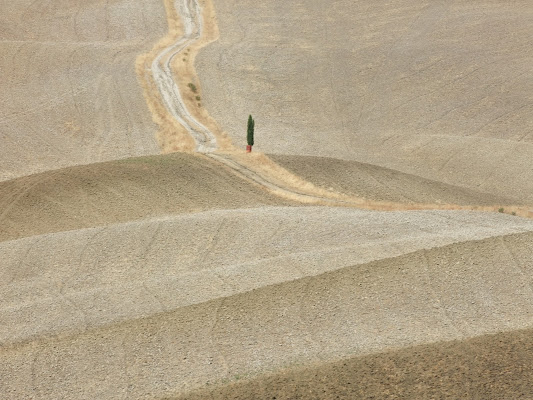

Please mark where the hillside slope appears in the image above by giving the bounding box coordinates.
[197,0,533,202]
[179,327,533,400]
[0,153,296,242]
[2,227,533,398]
[2,0,533,399]
[270,154,522,205]
[0,0,167,181]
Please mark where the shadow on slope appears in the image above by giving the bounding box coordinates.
[0,153,294,242]
[178,327,533,400]
[2,231,533,399]
[270,154,522,206]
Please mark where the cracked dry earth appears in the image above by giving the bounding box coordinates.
[2,0,533,399]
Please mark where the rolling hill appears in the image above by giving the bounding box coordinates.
[1,0,532,398]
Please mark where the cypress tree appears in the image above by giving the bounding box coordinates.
[247,115,255,146]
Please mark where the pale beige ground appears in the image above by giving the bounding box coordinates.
[2,0,533,399]
[168,0,233,151]
[0,0,167,181]
[2,207,533,398]
[197,0,533,203]
[0,153,294,242]
[270,154,522,206]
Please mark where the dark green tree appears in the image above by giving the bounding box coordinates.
[247,115,255,146]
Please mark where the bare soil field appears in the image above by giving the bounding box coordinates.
[0,0,167,181]
[270,154,522,206]
[0,153,293,242]
[197,0,533,203]
[2,0,533,399]
[3,206,533,345]
[179,327,533,400]
[2,228,533,398]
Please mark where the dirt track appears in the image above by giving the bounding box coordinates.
[197,0,533,203]
[0,153,293,242]
[139,0,533,216]
[2,0,533,399]
[150,0,217,152]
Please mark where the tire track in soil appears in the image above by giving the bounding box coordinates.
[0,171,60,226]
[151,0,217,153]
[147,0,533,217]
[147,0,355,205]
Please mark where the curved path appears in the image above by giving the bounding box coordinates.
[151,0,532,217]
[150,0,362,205]
[207,153,361,206]
[152,0,217,153]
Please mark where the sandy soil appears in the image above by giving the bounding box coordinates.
[270,154,523,206]
[0,153,294,242]
[196,0,533,203]
[2,0,533,399]
[179,328,533,400]
[0,0,167,181]
[2,228,533,398]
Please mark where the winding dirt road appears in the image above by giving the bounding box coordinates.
[152,0,217,153]
[149,0,532,218]
[3,2,533,399]
[149,0,365,205]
